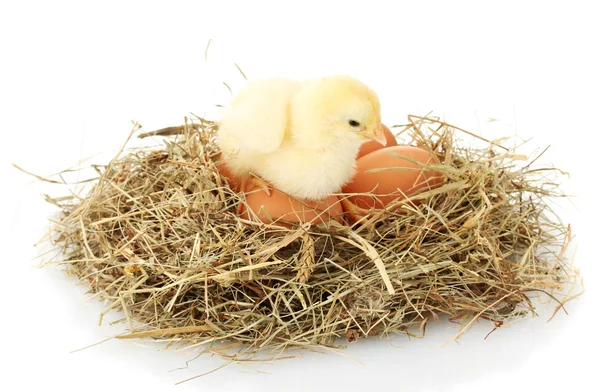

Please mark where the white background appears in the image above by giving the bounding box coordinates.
[1,1,598,391]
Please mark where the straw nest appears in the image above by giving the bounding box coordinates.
[43,114,578,357]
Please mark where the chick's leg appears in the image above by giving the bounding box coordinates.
[340,198,376,229]
[242,174,272,196]
[236,174,273,215]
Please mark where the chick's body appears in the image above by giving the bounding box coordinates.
[218,75,383,200]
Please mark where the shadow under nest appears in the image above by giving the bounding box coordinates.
[45,115,577,357]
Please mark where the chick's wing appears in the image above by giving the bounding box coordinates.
[220,78,301,154]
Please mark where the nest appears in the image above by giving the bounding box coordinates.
[43,114,578,358]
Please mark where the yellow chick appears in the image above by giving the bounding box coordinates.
[218,75,385,200]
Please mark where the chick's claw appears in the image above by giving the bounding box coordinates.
[241,175,272,196]
[340,197,376,230]
[237,175,273,216]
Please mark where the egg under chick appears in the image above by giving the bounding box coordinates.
[218,75,386,200]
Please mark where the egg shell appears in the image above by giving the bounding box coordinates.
[216,160,243,192]
[342,145,443,210]
[240,188,344,226]
[356,124,398,158]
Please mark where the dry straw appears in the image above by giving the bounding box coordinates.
[40,114,579,359]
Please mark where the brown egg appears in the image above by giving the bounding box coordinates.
[240,187,345,226]
[216,160,243,192]
[342,145,444,213]
[356,124,398,159]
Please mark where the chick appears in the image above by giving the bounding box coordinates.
[218,75,385,200]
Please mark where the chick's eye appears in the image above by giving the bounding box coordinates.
[349,120,360,127]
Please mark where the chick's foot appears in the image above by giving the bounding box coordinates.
[242,174,272,196]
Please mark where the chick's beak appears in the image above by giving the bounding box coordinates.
[362,124,387,146]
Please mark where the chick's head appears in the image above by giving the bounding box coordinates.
[291,75,385,149]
